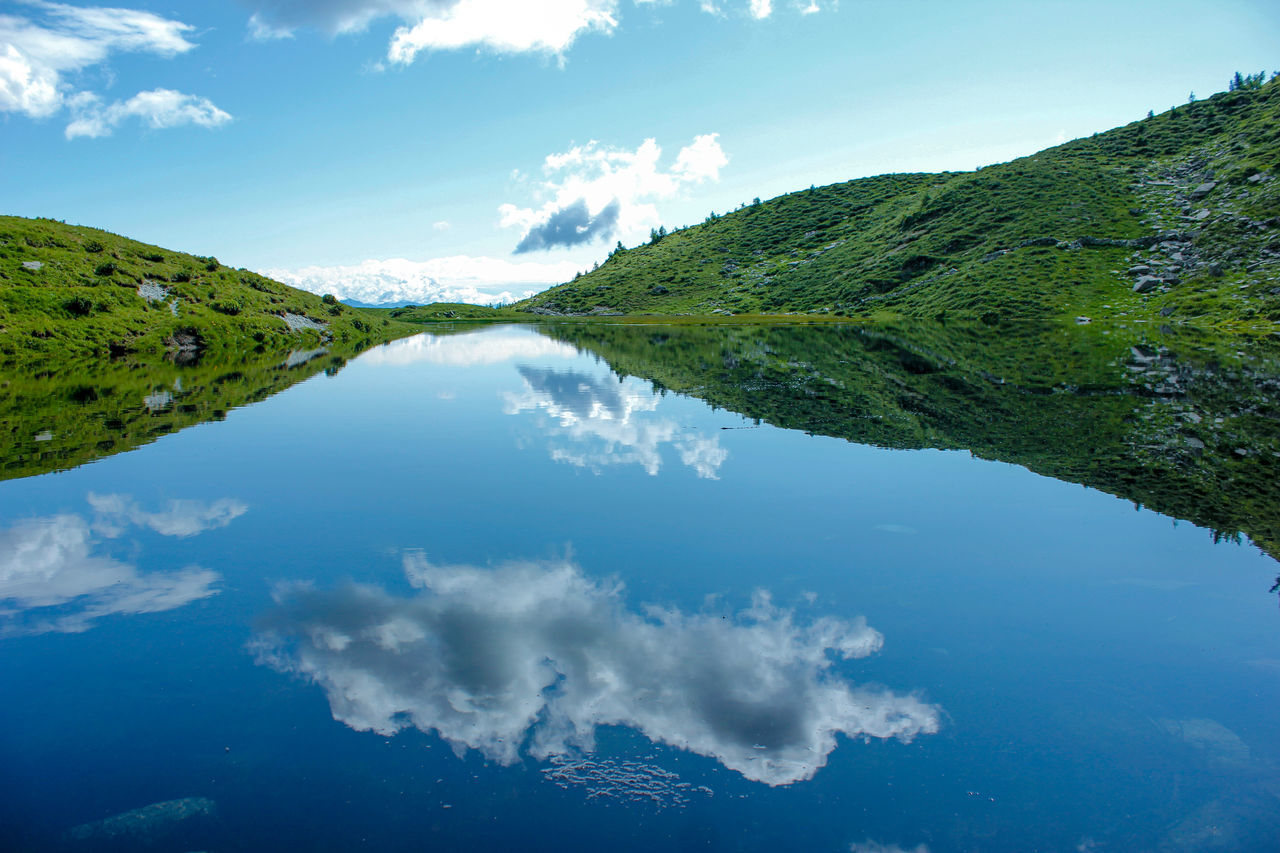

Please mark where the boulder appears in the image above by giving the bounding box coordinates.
[1133,276,1162,293]
[1189,181,1217,200]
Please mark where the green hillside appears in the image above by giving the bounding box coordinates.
[520,76,1280,326]
[0,215,418,362]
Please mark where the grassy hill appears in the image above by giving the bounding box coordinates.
[0,216,419,362]
[519,76,1280,326]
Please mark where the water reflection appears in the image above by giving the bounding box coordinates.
[359,328,579,367]
[253,552,939,785]
[505,367,728,478]
[0,494,239,636]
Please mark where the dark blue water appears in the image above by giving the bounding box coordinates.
[2,325,1278,852]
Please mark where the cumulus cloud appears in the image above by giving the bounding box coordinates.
[504,365,728,478]
[245,0,618,60]
[514,198,621,254]
[264,255,579,306]
[0,493,239,636]
[0,1,228,137]
[358,326,580,367]
[500,134,728,253]
[64,87,230,139]
[253,552,941,785]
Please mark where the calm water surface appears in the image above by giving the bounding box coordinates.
[2,324,1278,852]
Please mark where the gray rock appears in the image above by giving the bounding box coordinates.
[1189,181,1217,200]
[1161,274,1181,285]
[1127,264,1152,275]
[1208,262,1223,277]
[1133,276,1162,293]
[1159,305,1175,317]
[21,260,42,271]
[1191,208,1210,221]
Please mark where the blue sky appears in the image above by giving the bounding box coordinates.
[2,0,1277,304]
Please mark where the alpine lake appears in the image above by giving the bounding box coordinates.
[2,318,1279,852]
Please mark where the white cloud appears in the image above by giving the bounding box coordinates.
[0,2,228,138]
[254,552,941,786]
[359,327,580,367]
[248,12,295,41]
[500,133,728,253]
[432,220,451,230]
[264,255,580,306]
[87,492,248,538]
[748,0,772,18]
[0,493,238,636]
[64,87,231,139]
[388,0,619,62]
[504,364,728,478]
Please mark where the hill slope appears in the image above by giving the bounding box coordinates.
[519,78,1280,325]
[0,216,417,362]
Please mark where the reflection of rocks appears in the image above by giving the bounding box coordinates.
[64,797,216,849]
[506,367,728,478]
[254,553,940,786]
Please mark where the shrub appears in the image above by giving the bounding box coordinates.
[83,241,104,253]
[94,261,117,277]
[65,296,94,316]
[171,271,192,283]
[321,293,338,304]
[211,299,242,316]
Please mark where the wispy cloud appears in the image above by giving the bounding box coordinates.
[0,493,240,636]
[254,551,941,785]
[64,87,230,139]
[0,1,229,138]
[245,0,619,60]
[263,255,580,306]
[500,133,728,253]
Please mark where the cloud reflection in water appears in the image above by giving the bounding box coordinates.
[505,366,728,479]
[0,494,239,636]
[253,553,940,785]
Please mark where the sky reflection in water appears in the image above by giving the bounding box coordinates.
[1,324,1278,852]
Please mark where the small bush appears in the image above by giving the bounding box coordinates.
[83,241,104,253]
[171,271,192,283]
[211,299,242,316]
[94,261,117,277]
[321,293,338,305]
[65,296,94,316]
[142,252,165,262]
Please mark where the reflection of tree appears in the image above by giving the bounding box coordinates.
[535,321,1280,567]
[255,552,939,786]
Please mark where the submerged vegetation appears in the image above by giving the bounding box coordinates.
[520,76,1280,326]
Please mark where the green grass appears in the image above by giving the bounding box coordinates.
[0,215,420,361]
[519,77,1280,327]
